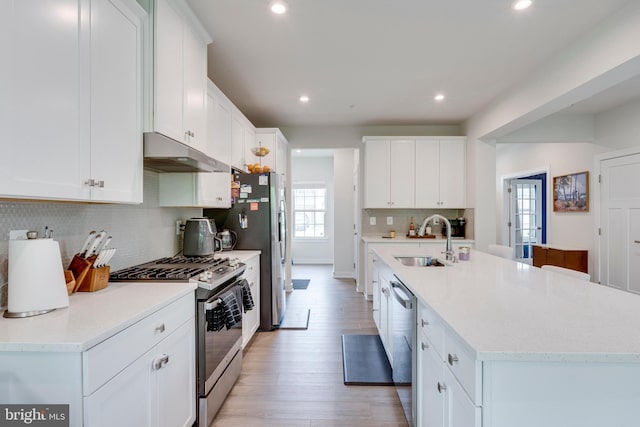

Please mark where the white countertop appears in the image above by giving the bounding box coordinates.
[217,250,261,262]
[373,246,640,363]
[0,282,196,353]
[362,234,474,244]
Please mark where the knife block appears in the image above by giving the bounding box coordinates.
[76,265,110,292]
[67,254,93,293]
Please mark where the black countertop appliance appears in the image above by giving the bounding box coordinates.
[442,218,466,238]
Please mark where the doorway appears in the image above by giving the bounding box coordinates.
[503,172,548,263]
[289,148,359,279]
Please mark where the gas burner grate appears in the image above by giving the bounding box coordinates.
[152,255,228,265]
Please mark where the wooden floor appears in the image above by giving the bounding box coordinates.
[212,264,408,427]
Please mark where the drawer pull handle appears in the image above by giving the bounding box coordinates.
[421,319,429,327]
[155,324,166,333]
[437,382,447,393]
[635,240,640,244]
[421,342,428,350]
[153,354,170,370]
[448,353,459,365]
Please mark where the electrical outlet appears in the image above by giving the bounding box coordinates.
[176,220,183,235]
[433,217,440,225]
[387,216,393,225]
[370,217,376,226]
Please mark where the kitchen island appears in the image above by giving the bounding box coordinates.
[0,282,196,426]
[373,245,640,427]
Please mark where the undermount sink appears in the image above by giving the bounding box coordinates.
[394,256,446,267]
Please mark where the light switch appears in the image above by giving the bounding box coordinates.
[370,217,376,225]
[387,216,393,225]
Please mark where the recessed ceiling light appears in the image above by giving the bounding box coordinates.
[512,0,532,11]
[295,149,302,153]
[270,1,287,14]
[299,95,310,103]
[434,94,445,101]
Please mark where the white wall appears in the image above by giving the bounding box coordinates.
[595,98,640,149]
[496,142,608,274]
[290,155,334,264]
[333,149,357,278]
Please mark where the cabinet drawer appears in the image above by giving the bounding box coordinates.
[417,302,444,357]
[83,293,194,395]
[243,255,260,278]
[443,330,482,405]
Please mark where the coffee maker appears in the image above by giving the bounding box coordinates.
[442,218,466,238]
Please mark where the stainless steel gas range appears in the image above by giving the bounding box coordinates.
[110,254,247,427]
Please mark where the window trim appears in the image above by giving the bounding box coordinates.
[292,182,328,240]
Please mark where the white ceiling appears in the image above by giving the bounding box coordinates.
[187,0,635,128]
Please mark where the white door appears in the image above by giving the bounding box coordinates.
[510,179,542,263]
[600,153,640,293]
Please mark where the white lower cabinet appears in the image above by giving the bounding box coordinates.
[241,254,261,348]
[83,293,195,427]
[418,335,445,427]
[84,319,195,427]
[417,301,481,427]
[377,264,393,363]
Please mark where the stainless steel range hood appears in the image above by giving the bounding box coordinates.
[143,132,229,173]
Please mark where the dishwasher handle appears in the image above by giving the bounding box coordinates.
[390,280,413,309]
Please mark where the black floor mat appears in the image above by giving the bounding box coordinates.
[341,334,393,385]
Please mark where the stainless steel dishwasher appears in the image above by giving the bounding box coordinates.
[390,276,416,426]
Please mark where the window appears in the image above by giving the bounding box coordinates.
[293,185,326,238]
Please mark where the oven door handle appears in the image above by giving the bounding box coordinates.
[205,297,222,311]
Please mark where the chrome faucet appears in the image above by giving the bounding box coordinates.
[418,214,455,261]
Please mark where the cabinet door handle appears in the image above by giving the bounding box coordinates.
[421,319,429,327]
[153,354,170,370]
[84,179,105,188]
[437,382,447,393]
[635,240,640,244]
[448,353,459,365]
[155,323,166,333]
[421,342,428,350]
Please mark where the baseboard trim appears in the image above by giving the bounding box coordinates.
[291,259,332,265]
[333,271,355,279]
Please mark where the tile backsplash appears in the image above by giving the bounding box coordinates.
[0,170,202,306]
[362,208,473,238]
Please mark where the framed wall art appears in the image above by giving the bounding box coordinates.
[553,171,589,212]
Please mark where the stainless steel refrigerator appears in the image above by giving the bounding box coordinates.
[204,172,286,330]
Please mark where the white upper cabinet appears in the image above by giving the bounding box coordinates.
[231,108,255,173]
[0,0,144,203]
[158,80,232,208]
[153,0,209,152]
[415,138,466,208]
[205,80,232,164]
[363,136,465,209]
[363,138,415,208]
[90,0,144,203]
[254,128,289,177]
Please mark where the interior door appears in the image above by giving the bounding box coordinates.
[600,153,640,292]
[510,179,542,263]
